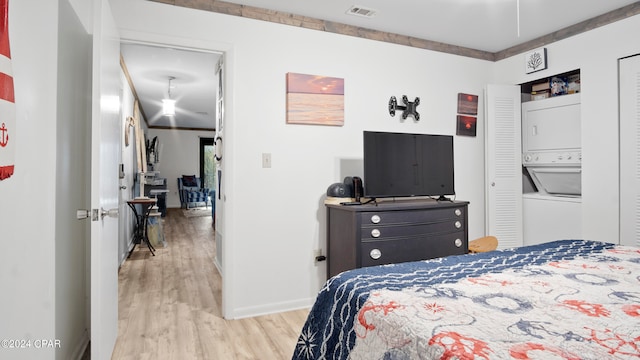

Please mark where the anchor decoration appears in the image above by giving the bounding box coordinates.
[0,122,7,146]
[388,95,420,121]
[0,0,15,181]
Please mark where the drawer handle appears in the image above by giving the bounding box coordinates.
[455,238,463,247]
[454,209,462,216]
[370,248,382,260]
[455,221,462,229]
[371,229,381,238]
[371,215,381,224]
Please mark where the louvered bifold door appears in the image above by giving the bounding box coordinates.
[620,55,640,247]
[485,84,523,248]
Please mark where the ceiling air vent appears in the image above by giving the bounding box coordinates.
[346,5,377,18]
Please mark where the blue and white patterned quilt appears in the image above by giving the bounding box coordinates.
[292,240,640,359]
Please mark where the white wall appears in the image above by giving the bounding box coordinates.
[493,14,640,245]
[55,1,91,359]
[0,0,57,356]
[118,70,137,265]
[147,128,216,209]
[111,0,493,318]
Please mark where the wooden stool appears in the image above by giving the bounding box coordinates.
[468,236,498,253]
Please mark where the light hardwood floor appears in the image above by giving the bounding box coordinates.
[111,208,310,360]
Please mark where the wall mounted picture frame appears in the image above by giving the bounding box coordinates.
[457,93,478,115]
[286,72,345,126]
[525,47,547,74]
[456,115,477,137]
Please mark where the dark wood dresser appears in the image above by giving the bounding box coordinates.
[326,199,469,278]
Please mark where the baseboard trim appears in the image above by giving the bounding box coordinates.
[119,235,135,268]
[230,298,313,320]
[213,257,222,276]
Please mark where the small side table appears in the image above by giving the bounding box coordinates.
[127,197,157,257]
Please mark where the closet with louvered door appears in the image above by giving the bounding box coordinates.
[620,54,640,247]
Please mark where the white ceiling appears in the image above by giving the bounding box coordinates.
[121,43,221,130]
[223,0,638,52]
[121,0,639,130]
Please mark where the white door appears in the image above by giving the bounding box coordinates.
[214,55,227,316]
[484,84,523,248]
[620,54,640,246]
[90,0,121,358]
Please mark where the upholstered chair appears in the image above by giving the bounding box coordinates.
[177,175,211,209]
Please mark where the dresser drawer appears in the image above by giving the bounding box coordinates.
[361,232,467,267]
[361,219,465,241]
[361,206,465,227]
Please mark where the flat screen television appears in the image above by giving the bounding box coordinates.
[363,131,455,200]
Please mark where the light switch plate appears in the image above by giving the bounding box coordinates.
[262,153,272,168]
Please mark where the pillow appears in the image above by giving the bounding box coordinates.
[182,175,198,187]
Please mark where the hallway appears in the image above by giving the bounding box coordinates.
[111,208,309,359]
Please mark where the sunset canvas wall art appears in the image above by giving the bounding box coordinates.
[286,73,344,126]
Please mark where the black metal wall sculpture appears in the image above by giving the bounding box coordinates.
[388,95,420,120]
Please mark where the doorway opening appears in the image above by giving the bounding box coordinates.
[118,40,225,310]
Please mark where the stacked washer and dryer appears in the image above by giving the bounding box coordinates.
[521,93,582,246]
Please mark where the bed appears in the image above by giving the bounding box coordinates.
[292,240,640,359]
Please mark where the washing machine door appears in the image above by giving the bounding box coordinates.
[527,166,581,196]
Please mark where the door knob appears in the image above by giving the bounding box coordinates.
[101,207,119,219]
[120,185,127,189]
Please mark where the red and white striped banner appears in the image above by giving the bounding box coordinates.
[0,0,15,180]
